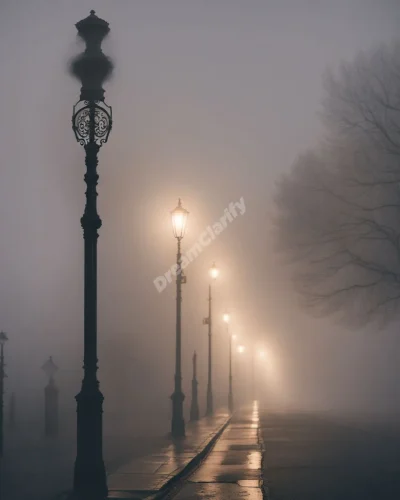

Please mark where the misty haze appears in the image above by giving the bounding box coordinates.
[1,1,400,499]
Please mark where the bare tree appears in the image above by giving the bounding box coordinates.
[274,40,400,327]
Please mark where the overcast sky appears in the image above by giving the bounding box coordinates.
[1,0,399,423]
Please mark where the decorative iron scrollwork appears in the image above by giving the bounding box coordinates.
[72,99,112,147]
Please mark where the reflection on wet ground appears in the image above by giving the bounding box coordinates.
[108,412,230,498]
[171,402,263,499]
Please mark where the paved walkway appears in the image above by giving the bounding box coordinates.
[108,411,230,499]
[167,403,263,499]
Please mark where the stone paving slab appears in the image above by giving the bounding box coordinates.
[171,482,263,499]
[168,403,264,499]
[107,412,230,499]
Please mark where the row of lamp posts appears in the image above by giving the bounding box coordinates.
[170,200,238,437]
[1,11,266,500]
[67,11,255,497]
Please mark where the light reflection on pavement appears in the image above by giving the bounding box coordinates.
[170,401,263,499]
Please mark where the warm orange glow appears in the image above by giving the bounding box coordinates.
[223,312,230,323]
[209,262,219,280]
[237,345,245,353]
[171,199,189,239]
[232,334,237,340]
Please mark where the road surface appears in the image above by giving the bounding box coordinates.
[261,411,400,500]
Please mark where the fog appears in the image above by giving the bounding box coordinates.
[1,0,400,447]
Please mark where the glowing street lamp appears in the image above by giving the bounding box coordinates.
[223,312,230,324]
[171,198,189,240]
[204,263,218,416]
[238,345,245,354]
[170,198,189,438]
[209,263,219,280]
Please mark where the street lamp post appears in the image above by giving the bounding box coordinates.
[190,351,200,421]
[237,345,245,407]
[171,199,189,438]
[8,392,16,431]
[69,10,113,499]
[251,348,255,402]
[223,313,234,413]
[42,356,59,437]
[0,332,8,458]
[205,263,219,417]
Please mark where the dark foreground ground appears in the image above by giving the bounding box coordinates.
[1,412,168,500]
[261,411,400,500]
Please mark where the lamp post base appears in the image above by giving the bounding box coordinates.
[73,384,107,500]
[171,391,185,438]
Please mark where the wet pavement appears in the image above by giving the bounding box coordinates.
[261,411,400,500]
[167,403,263,499]
[108,411,230,499]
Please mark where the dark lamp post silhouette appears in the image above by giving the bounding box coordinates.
[190,351,200,421]
[204,263,218,417]
[0,331,8,458]
[223,313,234,413]
[69,9,113,499]
[42,356,59,437]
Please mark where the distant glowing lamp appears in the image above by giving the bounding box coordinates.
[237,345,245,354]
[209,262,219,280]
[223,313,230,323]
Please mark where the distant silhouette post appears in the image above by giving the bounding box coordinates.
[170,199,189,438]
[70,10,113,499]
[251,348,255,401]
[0,332,8,457]
[42,357,59,437]
[8,392,15,430]
[190,352,199,421]
[223,313,234,413]
[205,263,219,417]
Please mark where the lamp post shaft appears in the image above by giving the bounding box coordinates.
[251,349,255,402]
[171,238,185,437]
[0,344,4,457]
[9,392,16,430]
[73,142,107,498]
[228,329,234,413]
[190,352,199,421]
[206,284,213,416]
